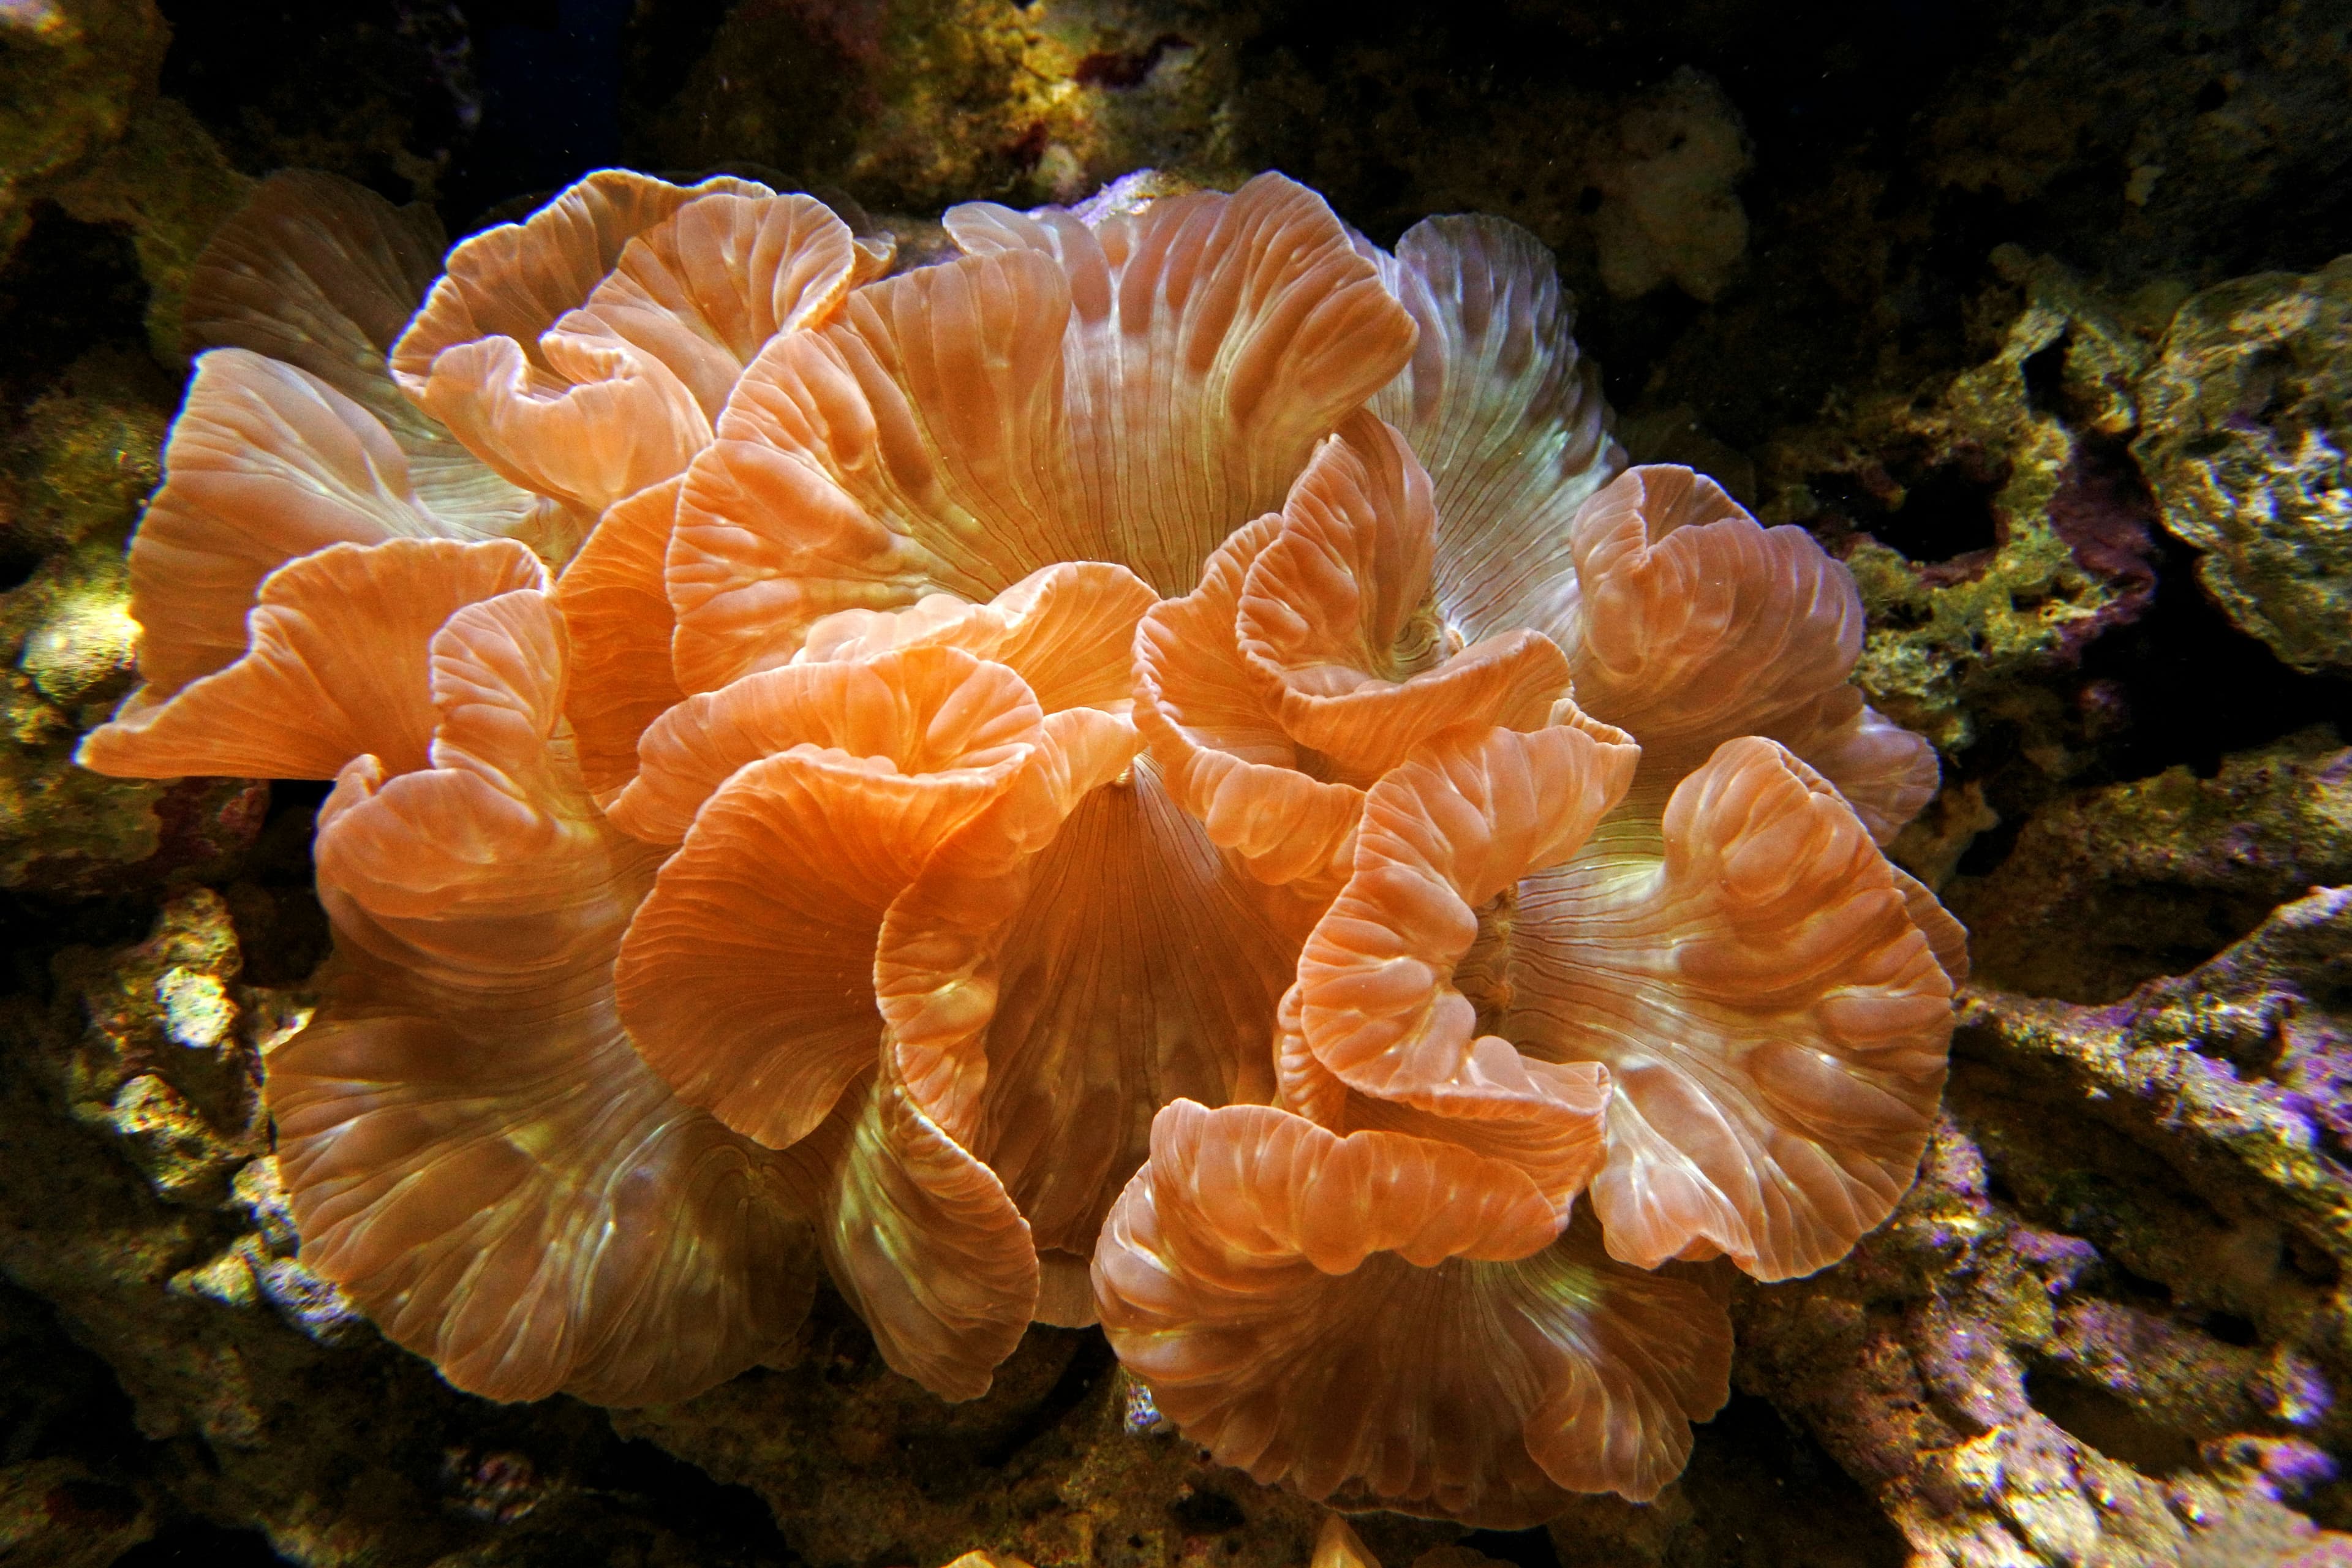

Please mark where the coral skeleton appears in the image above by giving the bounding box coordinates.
[79,164,1961,1526]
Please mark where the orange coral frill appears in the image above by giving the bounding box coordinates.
[281,580,815,1403]
[390,171,875,516]
[665,172,1419,692]
[1093,1100,1733,1525]
[1134,411,1578,900]
[611,566,1302,1395]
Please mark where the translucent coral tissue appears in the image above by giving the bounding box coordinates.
[78,164,1961,1526]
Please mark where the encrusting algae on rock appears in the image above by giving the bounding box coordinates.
[70,159,1962,1527]
[1760,249,2168,758]
[2135,255,2352,676]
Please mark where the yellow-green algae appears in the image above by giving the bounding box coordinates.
[1763,251,2168,754]
[2135,255,2352,674]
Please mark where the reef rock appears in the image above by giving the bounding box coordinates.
[1948,728,2352,1003]
[2136,255,2352,674]
[1760,249,2165,755]
[0,0,167,266]
[1588,67,1750,304]
[612,1330,1457,1568]
[1,353,265,892]
[1740,885,2352,1566]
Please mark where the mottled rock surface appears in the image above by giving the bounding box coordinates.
[2136,257,2352,674]
[1947,728,2352,1004]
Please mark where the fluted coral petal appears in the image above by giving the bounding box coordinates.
[1273,984,1351,1127]
[181,170,541,543]
[1770,687,1942,846]
[671,173,1417,693]
[1273,982,1607,1222]
[945,174,1420,598]
[612,650,1049,1150]
[667,249,1079,690]
[1134,514,1363,891]
[614,741,1020,1150]
[807,707,1138,1375]
[276,1004,816,1405]
[119,350,509,700]
[1502,1219,1735,1503]
[552,476,688,802]
[1506,737,1955,1281]
[1033,1254,1099,1329]
[391,169,771,390]
[1891,864,1971,987]
[609,645,1044,844]
[953,760,1297,1256]
[410,332,712,518]
[1312,1515,1378,1568]
[1297,721,1637,1211]
[1559,464,1938,839]
[184,170,443,373]
[312,589,582,921]
[863,698,1304,1297]
[80,537,545,781]
[1558,466,1872,794]
[822,1071,1039,1400]
[571,192,861,419]
[1093,1102,1728,1523]
[282,586,813,1406]
[1365,216,1621,643]
[798,561,1158,714]
[1240,412,1437,684]
[391,171,807,515]
[312,586,630,999]
[875,706,1147,1142]
[1237,412,1572,782]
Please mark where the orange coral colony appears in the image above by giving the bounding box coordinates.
[80,162,1962,1526]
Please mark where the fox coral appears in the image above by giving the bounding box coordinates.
[80,162,1961,1521]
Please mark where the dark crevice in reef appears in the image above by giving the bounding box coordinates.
[1948,1054,2249,1291]
[1458,1526,1561,1568]
[0,531,45,596]
[0,209,149,423]
[0,886,176,997]
[112,1521,295,1566]
[2024,1368,2203,1479]
[1814,460,2007,568]
[581,1432,806,1566]
[2075,533,2352,783]
[0,1278,150,1479]
[1670,1392,1912,1568]
[975,1329,1119,1468]
[156,0,477,209]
